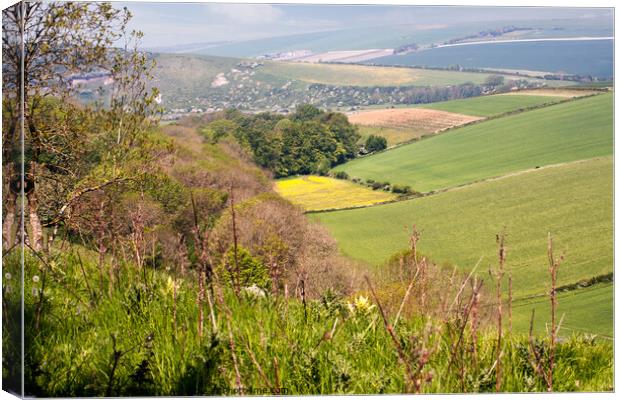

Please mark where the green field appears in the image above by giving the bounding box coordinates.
[316,157,612,298]
[333,93,612,192]
[512,283,613,338]
[258,62,501,87]
[415,94,564,116]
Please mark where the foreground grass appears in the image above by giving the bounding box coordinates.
[415,94,564,117]
[315,157,612,335]
[333,93,612,192]
[3,251,612,396]
[259,62,500,87]
[275,175,397,211]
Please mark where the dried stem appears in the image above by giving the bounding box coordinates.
[546,233,563,392]
[393,259,421,329]
[365,275,418,392]
[508,272,513,336]
[229,184,241,295]
[226,318,244,394]
[494,232,507,392]
[245,342,273,390]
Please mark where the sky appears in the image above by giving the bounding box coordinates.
[117,2,614,48]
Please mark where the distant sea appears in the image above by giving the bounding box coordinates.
[368,39,613,78]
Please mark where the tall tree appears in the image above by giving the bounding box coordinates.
[1,2,145,250]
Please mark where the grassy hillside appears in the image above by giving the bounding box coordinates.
[275,175,397,211]
[415,94,564,116]
[152,53,241,107]
[316,157,613,299]
[258,62,497,87]
[512,282,613,338]
[333,93,612,192]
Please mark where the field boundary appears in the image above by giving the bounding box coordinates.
[348,91,606,160]
[313,156,610,214]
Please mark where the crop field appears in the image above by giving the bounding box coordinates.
[316,156,612,297]
[349,107,481,130]
[511,282,613,338]
[275,175,397,211]
[356,126,426,146]
[333,93,612,192]
[258,62,505,87]
[415,93,564,117]
[349,108,482,145]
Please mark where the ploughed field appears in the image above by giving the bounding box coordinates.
[334,93,612,192]
[274,175,397,211]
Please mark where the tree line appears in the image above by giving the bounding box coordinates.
[201,105,361,177]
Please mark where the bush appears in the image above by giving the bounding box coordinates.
[370,181,384,190]
[217,246,271,291]
[334,171,349,180]
[391,185,412,195]
[365,135,387,153]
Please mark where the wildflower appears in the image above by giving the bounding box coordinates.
[242,284,266,299]
[354,295,374,312]
[164,276,180,295]
[32,275,40,283]
[4,272,11,280]
[348,295,376,316]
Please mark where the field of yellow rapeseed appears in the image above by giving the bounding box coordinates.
[275,175,396,211]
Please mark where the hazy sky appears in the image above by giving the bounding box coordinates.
[118,2,613,48]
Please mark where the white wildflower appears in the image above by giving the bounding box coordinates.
[32,275,40,283]
[4,272,11,280]
[242,284,266,299]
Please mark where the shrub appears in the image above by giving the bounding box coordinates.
[365,135,387,153]
[370,181,384,190]
[334,171,349,180]
[217,246,271,291]
[391,185,412,195]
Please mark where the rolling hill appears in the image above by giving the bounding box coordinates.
[316,156,612,299]
[333,93,612,192]
[414,93,565,116]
